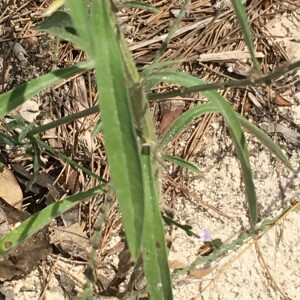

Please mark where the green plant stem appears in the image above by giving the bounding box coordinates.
[150,0,191,68]
[28,106,98,136]
[230,0,260,72]
[26,59,300,138]
[0,184,104,256]
[174,200,300,278]
[81,198,112,299]
[149,59,300,101]
[36,139,107,182]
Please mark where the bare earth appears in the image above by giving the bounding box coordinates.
[171,10,300,300]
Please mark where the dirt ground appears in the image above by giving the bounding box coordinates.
[0,1,300,299]
[170,9,300,300]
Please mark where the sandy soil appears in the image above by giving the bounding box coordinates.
[170,10,300,300]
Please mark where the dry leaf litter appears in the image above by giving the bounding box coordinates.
[0,0,299,299]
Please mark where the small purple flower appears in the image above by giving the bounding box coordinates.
[198,229,212,242]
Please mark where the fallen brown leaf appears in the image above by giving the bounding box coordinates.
[0,197,52,281]
[51,222,90,260]
[188,266,215,279]
[158,100,185,135]
[0,166,23,209]
[271,95,292,107]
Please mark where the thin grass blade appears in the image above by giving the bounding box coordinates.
[0,132,19,147]
[146,69,193,84]
[163,154,201,174]
[145,69,185,90]
[153,70,257,224]
[37,139,105,181]
[27,137,42,190]
[0,60,93,118]
[160,102,217,149]
[237,115,293,170]
[230,0,260,71]
[0,185,104,256]
[142,60,183,77]
[154,69,291,173]
[142,145,172,300]
[65,0,93,54]
[118,1,159,13]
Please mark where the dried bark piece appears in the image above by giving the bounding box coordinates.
[8,42,28,64]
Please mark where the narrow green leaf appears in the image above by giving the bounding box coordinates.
[28,106,99,136]
[27,137,42,191]
[91,0,144,260]
[65,0,93,54]
[0,185,104,256]
[146,69,205,87]
[0,60,93,118]
[0,132,20,147]
[161,97,293,226]
[230,0,260,71]
[160,102,217,149]
[153,70,257,225]
[118,1,159,13]
[237,115,293,170]
[91,121,102,137]
[36,139,105,182]
[6,115,27,131]
[17,122,35,142]
[163,154,201,174]
[162,215,198,237]
[142,145,172,300]
[150,0,191,66]
[145,69,207,90]
[157,70,292,170]
[142,60,183,77]
[144,69,181,90]
[37,10,81,45]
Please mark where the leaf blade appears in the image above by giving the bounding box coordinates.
[163,154,201,174]
[230,0,260,71]
[153,70,257,225]
[91,0,144,260]
[0,60,93,118]
[37,10,81,46]
[237,115,293,170]
[0,185,103,256]
[142,146,172,300]
[65,0,93,54]
[160,102,217,149]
